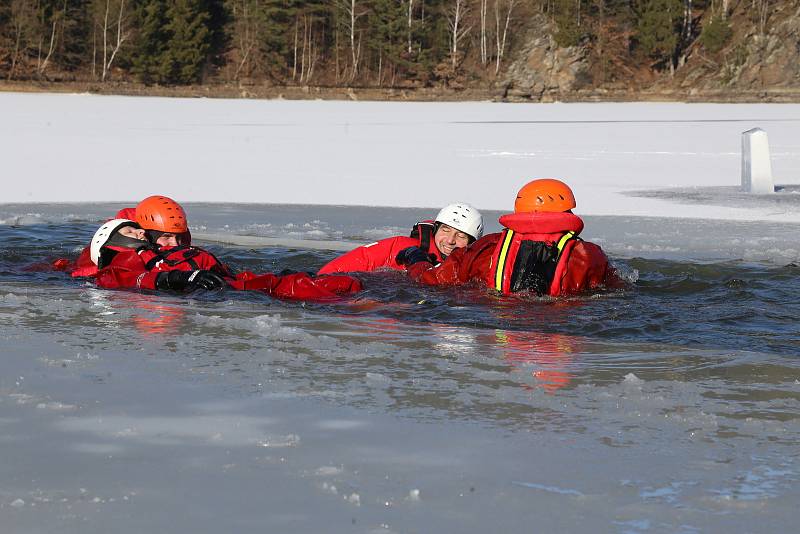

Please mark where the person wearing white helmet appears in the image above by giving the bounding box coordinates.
[429,203,484,258]
[77,217,362,298]
[318,202,483,274]
[89,219,149,269]
[66,219,150,278]
[77,218,226,291]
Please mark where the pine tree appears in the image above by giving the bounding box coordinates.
[411,0,450,83]
[699,13,732,53]
[366,0,407,84]
[554,0,585,48]
[60,0,92,72]
[200,0,227,73]
[635,0,682,68]
[162,0,211,84]
[131,0,169,83]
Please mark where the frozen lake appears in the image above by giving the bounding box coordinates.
[4,93,800,221]
[1,94,799,532]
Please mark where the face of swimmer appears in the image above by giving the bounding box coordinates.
[117,225,146,241]
[434,224,471,257]
[154,232,179,247]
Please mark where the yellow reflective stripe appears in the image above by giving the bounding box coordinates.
[495,229,515,291]
[557,231,575,253]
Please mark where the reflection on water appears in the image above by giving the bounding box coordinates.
[132,300,188,337]
[493,330,579,393]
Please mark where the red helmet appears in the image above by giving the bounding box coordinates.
[135,195,189,233]
[514,179,576,213]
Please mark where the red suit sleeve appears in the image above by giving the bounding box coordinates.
[318,236,423,274]
[230,271,362,301]
[68,247,98,277]
[92,250,159,290]
[94,266,158,290]
[407,234,498,286]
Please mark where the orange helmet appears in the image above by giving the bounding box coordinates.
[514,179,576,213]
[135,195,188,233]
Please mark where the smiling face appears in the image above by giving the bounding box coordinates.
[434,224,471,257]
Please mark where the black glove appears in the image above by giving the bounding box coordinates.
[156,270,225,291]
[191,270,226,290]
[395,247,435,266]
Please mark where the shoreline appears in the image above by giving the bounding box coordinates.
[3,80,800,103]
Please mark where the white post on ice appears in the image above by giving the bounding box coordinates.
[741,128,775,194]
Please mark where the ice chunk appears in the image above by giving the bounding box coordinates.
[314,466,343,476]
[623,373,643,385]
[741,128,774,194]
[255,434,300,448]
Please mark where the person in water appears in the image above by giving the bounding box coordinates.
[82,199,362,300]
[397,179,621,297]
[318,203,484,274]
[86,217,227,291]
[68,195,192,277]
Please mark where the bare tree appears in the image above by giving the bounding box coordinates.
[37,1,68,76]
[293,16,299,80]
[9,0,34,79]
[407,0,414,54]
[446,0,471,69]
[494,0,516,74]
[752,0,772,36]
[37,18,58,74]
[229,0,259,81]
[480,0,488,65]
[97,0,129,81]
[337,0,366,82]
[681,0,692,44]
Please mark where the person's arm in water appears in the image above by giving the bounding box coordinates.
[229,271,363,300]
[402,235,498,286]
[93,249,225,291]
[318,236,421,274]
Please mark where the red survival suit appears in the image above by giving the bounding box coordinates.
[93,246,362,300]
[319,221,444,274]
[63,207,143,278]
[58,206,361,300]
[407,212,619,297]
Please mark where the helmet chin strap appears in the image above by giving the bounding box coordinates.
[106,232,150,250]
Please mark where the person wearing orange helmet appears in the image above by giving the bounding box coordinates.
[82,197,362,300]
[134,195,192,247]
[65,195,193,278]
[401,179,621,297]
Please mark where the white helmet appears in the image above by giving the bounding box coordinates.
[435,203,484,240]
[90,219,137,266]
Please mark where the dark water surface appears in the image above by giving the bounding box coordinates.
[1,205,798,532]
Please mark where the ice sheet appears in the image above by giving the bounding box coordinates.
[3,93,800,222]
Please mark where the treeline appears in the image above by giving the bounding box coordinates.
[0,0,783,88]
